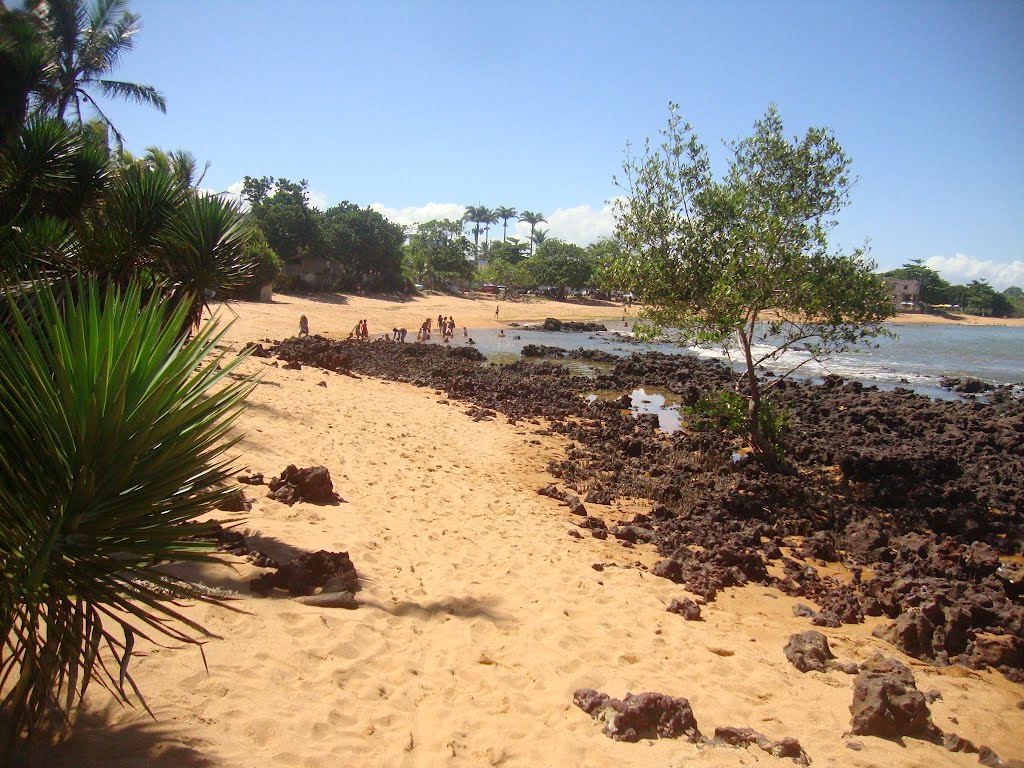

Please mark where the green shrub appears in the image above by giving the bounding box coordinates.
[225,228,282,299]
[685,390,748,433]
[685,389,790,462]
[0,278,254,743]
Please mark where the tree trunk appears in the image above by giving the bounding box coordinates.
[738,329,772,460]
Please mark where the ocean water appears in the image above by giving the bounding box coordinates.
[463,321,1024,400]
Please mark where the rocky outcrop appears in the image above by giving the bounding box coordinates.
[666,597,702,620]
[572,689,701,743]
[250,550,359,597]
[849,654,939,740]
[712,726,811,766]
[541,318,608,332]
[267,464,340,505]
[783,631,857,674]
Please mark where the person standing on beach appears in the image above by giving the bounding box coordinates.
[360,319,368,339]
[298,314,309,337]
[495,305,499,318]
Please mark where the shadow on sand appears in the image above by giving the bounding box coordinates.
[360,595,510,624]
[7,704,216,768]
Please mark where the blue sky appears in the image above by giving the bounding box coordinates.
[101,1,1023,288]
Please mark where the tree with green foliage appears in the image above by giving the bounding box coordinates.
[585,236,626,289]
[320,202,405,291]
[1002,286,1024,318]
[518,210,546,254]
[608,104,893,463]
[242,176,319,264]
[225,226,281,298]
[27,0,166,144]
[957,279,1013,317]
[881,259,954,304]
[0,4,54,141]
[462,202,489,260]
[1,117,254,327]
[404,218,473,289]
[481,207,498,253]
[494,205,517,241]
[476,257,533,290]
[123,145,211,189]
[487,237,529,265]
[529,238,593,292]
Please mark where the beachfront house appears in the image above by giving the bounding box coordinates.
[884,278,922,311]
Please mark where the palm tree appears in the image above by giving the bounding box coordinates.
[1,118,254,325]
[480,207,497,254]
[139,146,211,188]
[494,206,517,241]
[518,210,546,254]
[462,204,489,260]
[31,0,166,144]
[0,5,56,143]
[531,227,549,250]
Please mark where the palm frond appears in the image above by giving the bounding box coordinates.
[0,276,255,743]
[159,194,255,325]
[78,165,184,279]
[96,79,165,113]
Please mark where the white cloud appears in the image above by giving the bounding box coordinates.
[363,201,621,245]
[307,189,329,211]
[225,180,247,210]
[368,202,467,227]
[925,253,1024,291]
[541,202,618,245]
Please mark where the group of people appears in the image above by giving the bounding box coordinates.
[416,314,463,343]
[300,312,480,345]
[348,319,369,340]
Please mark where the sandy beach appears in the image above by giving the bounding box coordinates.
[13,293,1023,768]
[890,311,1024,327]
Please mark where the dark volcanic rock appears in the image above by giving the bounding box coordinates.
[542,318,608,332]
[713,726,811,766]
[250,550,358,597]
[784,630,836,672]
[585,487,613,505]
[666,597,702,620]
[267,464,340,505]
[783,630,856,674]
[216,487,252,512]
[849,654,940,740]
[241,341,272,358]
[572,688,702,742]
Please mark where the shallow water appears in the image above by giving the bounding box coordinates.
[458,322,1024,400]
[587,387,683,433]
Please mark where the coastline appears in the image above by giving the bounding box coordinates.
[15,293,1022,768]
[209,292,1024,341]
[889,311,1024,327]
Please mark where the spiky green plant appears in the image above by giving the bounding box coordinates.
[0,277,255,744]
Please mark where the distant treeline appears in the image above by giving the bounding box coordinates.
[882,260,1023,318]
